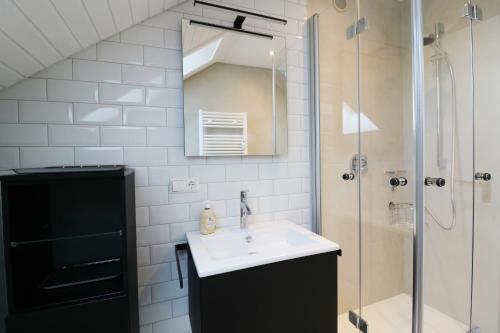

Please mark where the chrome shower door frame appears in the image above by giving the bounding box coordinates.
[410,0,425,332]
[308,14,321,236]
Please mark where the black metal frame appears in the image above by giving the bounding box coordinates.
[174,243,189,288]
[233,15,246,29]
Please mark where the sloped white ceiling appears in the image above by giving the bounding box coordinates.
[0,0,186,90]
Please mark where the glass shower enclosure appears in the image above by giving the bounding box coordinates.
[307,0,500,332]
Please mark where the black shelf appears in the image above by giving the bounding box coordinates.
[21,276,126,312]
[41,259,122,290]
[10,230,123,248]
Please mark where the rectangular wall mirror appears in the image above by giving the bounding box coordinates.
[182,19,288,157]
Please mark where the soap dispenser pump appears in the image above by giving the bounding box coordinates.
[200,201,217,235]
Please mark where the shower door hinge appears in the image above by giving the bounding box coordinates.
[351,154,368,173]
[348,310,368,333]
[346,17,368,40]
[463,3,483,21]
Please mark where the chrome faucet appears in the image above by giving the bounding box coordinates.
[240,190,252,229]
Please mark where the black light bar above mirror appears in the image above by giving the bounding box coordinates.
[193,0,288,25]
[189,20,274,39]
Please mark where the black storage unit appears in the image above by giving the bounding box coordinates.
[0,166,139,333]
[188,248,339,333]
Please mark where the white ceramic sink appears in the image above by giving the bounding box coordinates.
[186,220,340,277]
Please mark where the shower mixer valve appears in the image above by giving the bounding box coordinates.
[342,173,355,181]
[425,177,446,187]
[475,172,492,181]
[390,177,408,188]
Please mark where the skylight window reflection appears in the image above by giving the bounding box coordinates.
[183,37,223,78]
[342,101,379,134]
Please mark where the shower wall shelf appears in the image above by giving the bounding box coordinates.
[389,201,414,229]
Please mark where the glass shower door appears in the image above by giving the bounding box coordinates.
[422,0,474,331]
[312,1,417,331]
[357,0,414,331]
[470,1,500,332]
[311,2,362,331]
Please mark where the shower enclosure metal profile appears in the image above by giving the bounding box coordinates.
[410,1,425,332]
[309,0,498,332]
[309,14,322,237]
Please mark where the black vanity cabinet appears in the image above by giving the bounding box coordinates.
[188,249,339,333]
[0,167,139,333]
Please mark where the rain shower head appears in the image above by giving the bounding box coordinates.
[424,23,444,46]
[423,35,436,46]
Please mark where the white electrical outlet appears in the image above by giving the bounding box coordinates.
[186,178,199,192]
[170,177,199,193]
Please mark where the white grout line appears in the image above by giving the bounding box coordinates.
[0,26,45,69]
[128,0,136,24]
[10,0,66,59]
[106,0,120,34]
[81,0,103,41]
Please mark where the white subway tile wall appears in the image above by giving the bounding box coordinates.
[19,101,73,124]
[33,59,73,80]
[0,100,18,123]
[0,1,310,332]
[74,104,123,125]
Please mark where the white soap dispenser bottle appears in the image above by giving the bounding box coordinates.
[200,200,217,235]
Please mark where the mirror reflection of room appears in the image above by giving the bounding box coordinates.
[182,19,287,157]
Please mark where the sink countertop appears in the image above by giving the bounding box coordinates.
[186,220,340,278]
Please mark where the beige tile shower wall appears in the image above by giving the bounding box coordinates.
[0,1,310,332]
[308,0,412,314]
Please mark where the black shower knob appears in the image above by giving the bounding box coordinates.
[390,177,408,187]
[435,178,446,187]
[475,172,492,181]
[425,177,446,187]
[342,173,355,181]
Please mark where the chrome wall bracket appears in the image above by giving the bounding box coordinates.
[467,326,481,333]
[346,17,369,40]
[463,3,483,21]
